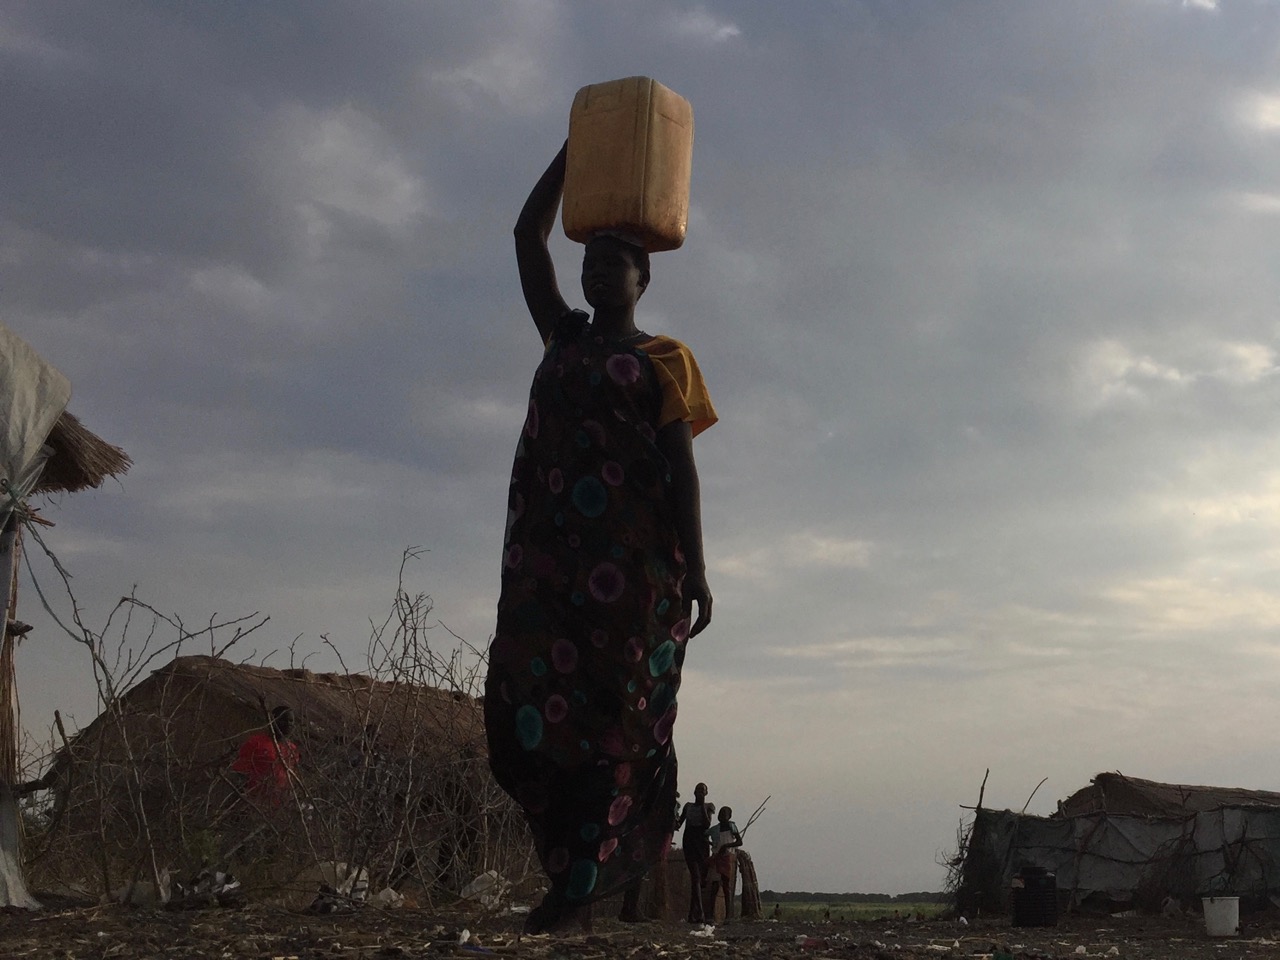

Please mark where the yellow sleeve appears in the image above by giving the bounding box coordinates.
[643,337,718,437]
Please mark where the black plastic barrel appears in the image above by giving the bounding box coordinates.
[1011,866,1058,927]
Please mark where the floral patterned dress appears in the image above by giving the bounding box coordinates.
[485,309,712,913]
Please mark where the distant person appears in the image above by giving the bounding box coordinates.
[674,782,715,922]
[231,705,299,809]
[707,805,743,918]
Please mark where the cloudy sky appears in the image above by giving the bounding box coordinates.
[7,0,1280,894]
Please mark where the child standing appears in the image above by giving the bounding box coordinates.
[708,806,743,919]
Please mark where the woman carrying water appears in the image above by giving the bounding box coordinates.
[484,142,717,933]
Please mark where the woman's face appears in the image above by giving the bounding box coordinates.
[581,238,647,310]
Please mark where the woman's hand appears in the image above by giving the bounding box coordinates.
[657,420,713,639]
[685,570,713,638]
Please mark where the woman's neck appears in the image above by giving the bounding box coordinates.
[590,304,638,339]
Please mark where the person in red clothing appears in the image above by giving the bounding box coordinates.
[231,705,299,808]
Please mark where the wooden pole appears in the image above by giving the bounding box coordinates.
[0,515,19,784]
[0,512,38,907]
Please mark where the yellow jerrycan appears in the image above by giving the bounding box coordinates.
[562,76,694,253]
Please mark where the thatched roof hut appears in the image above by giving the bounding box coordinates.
[29,656,520,897]
[53,654,487,783]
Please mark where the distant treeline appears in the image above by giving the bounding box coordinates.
[760,891,949,904]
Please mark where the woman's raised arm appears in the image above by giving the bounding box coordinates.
[515,142,572,343]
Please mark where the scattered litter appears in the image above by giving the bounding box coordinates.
[373,886,404,907]
[690,924,716,938]
[1106,948,1120,956]
[171,868,241,908]
[1075,948,1087,955]
[460,870,510,908]
[304,863,369,914]
[112,870,171,906]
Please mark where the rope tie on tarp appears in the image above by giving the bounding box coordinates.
[0,479,28,524]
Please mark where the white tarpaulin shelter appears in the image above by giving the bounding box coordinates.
[956,772,1280,915]
[0,322,71,910]
[0,324,72,520]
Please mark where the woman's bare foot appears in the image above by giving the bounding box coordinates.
[522,896,593,935]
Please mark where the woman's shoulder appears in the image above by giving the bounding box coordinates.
[547,308,590,345]
[638,333,697,359]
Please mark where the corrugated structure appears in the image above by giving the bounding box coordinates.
[957,772,1280,915]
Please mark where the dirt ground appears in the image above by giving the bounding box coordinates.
[4,899,1280,960]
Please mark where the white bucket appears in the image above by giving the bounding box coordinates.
[1202,896,1239,937]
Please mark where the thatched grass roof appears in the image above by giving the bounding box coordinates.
[57,654,486,777]
[33,409,131,494]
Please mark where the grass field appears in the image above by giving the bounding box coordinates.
[763,901,949,922]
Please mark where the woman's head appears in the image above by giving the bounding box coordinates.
[718,806,732,822]
[269,705,293,737]
[581,234,650,310]
[694,781,708,799]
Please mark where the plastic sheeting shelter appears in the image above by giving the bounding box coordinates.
[956,772,1280,915]
[0,323,71,911]
[0,325,71,514]
[0,321,130,909]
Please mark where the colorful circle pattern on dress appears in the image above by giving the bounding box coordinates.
[487,311,689,911]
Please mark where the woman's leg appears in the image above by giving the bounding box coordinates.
[682,842,699,921]
[687,861,706,921]
[683,837,708,922]
[619,876,645,922]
